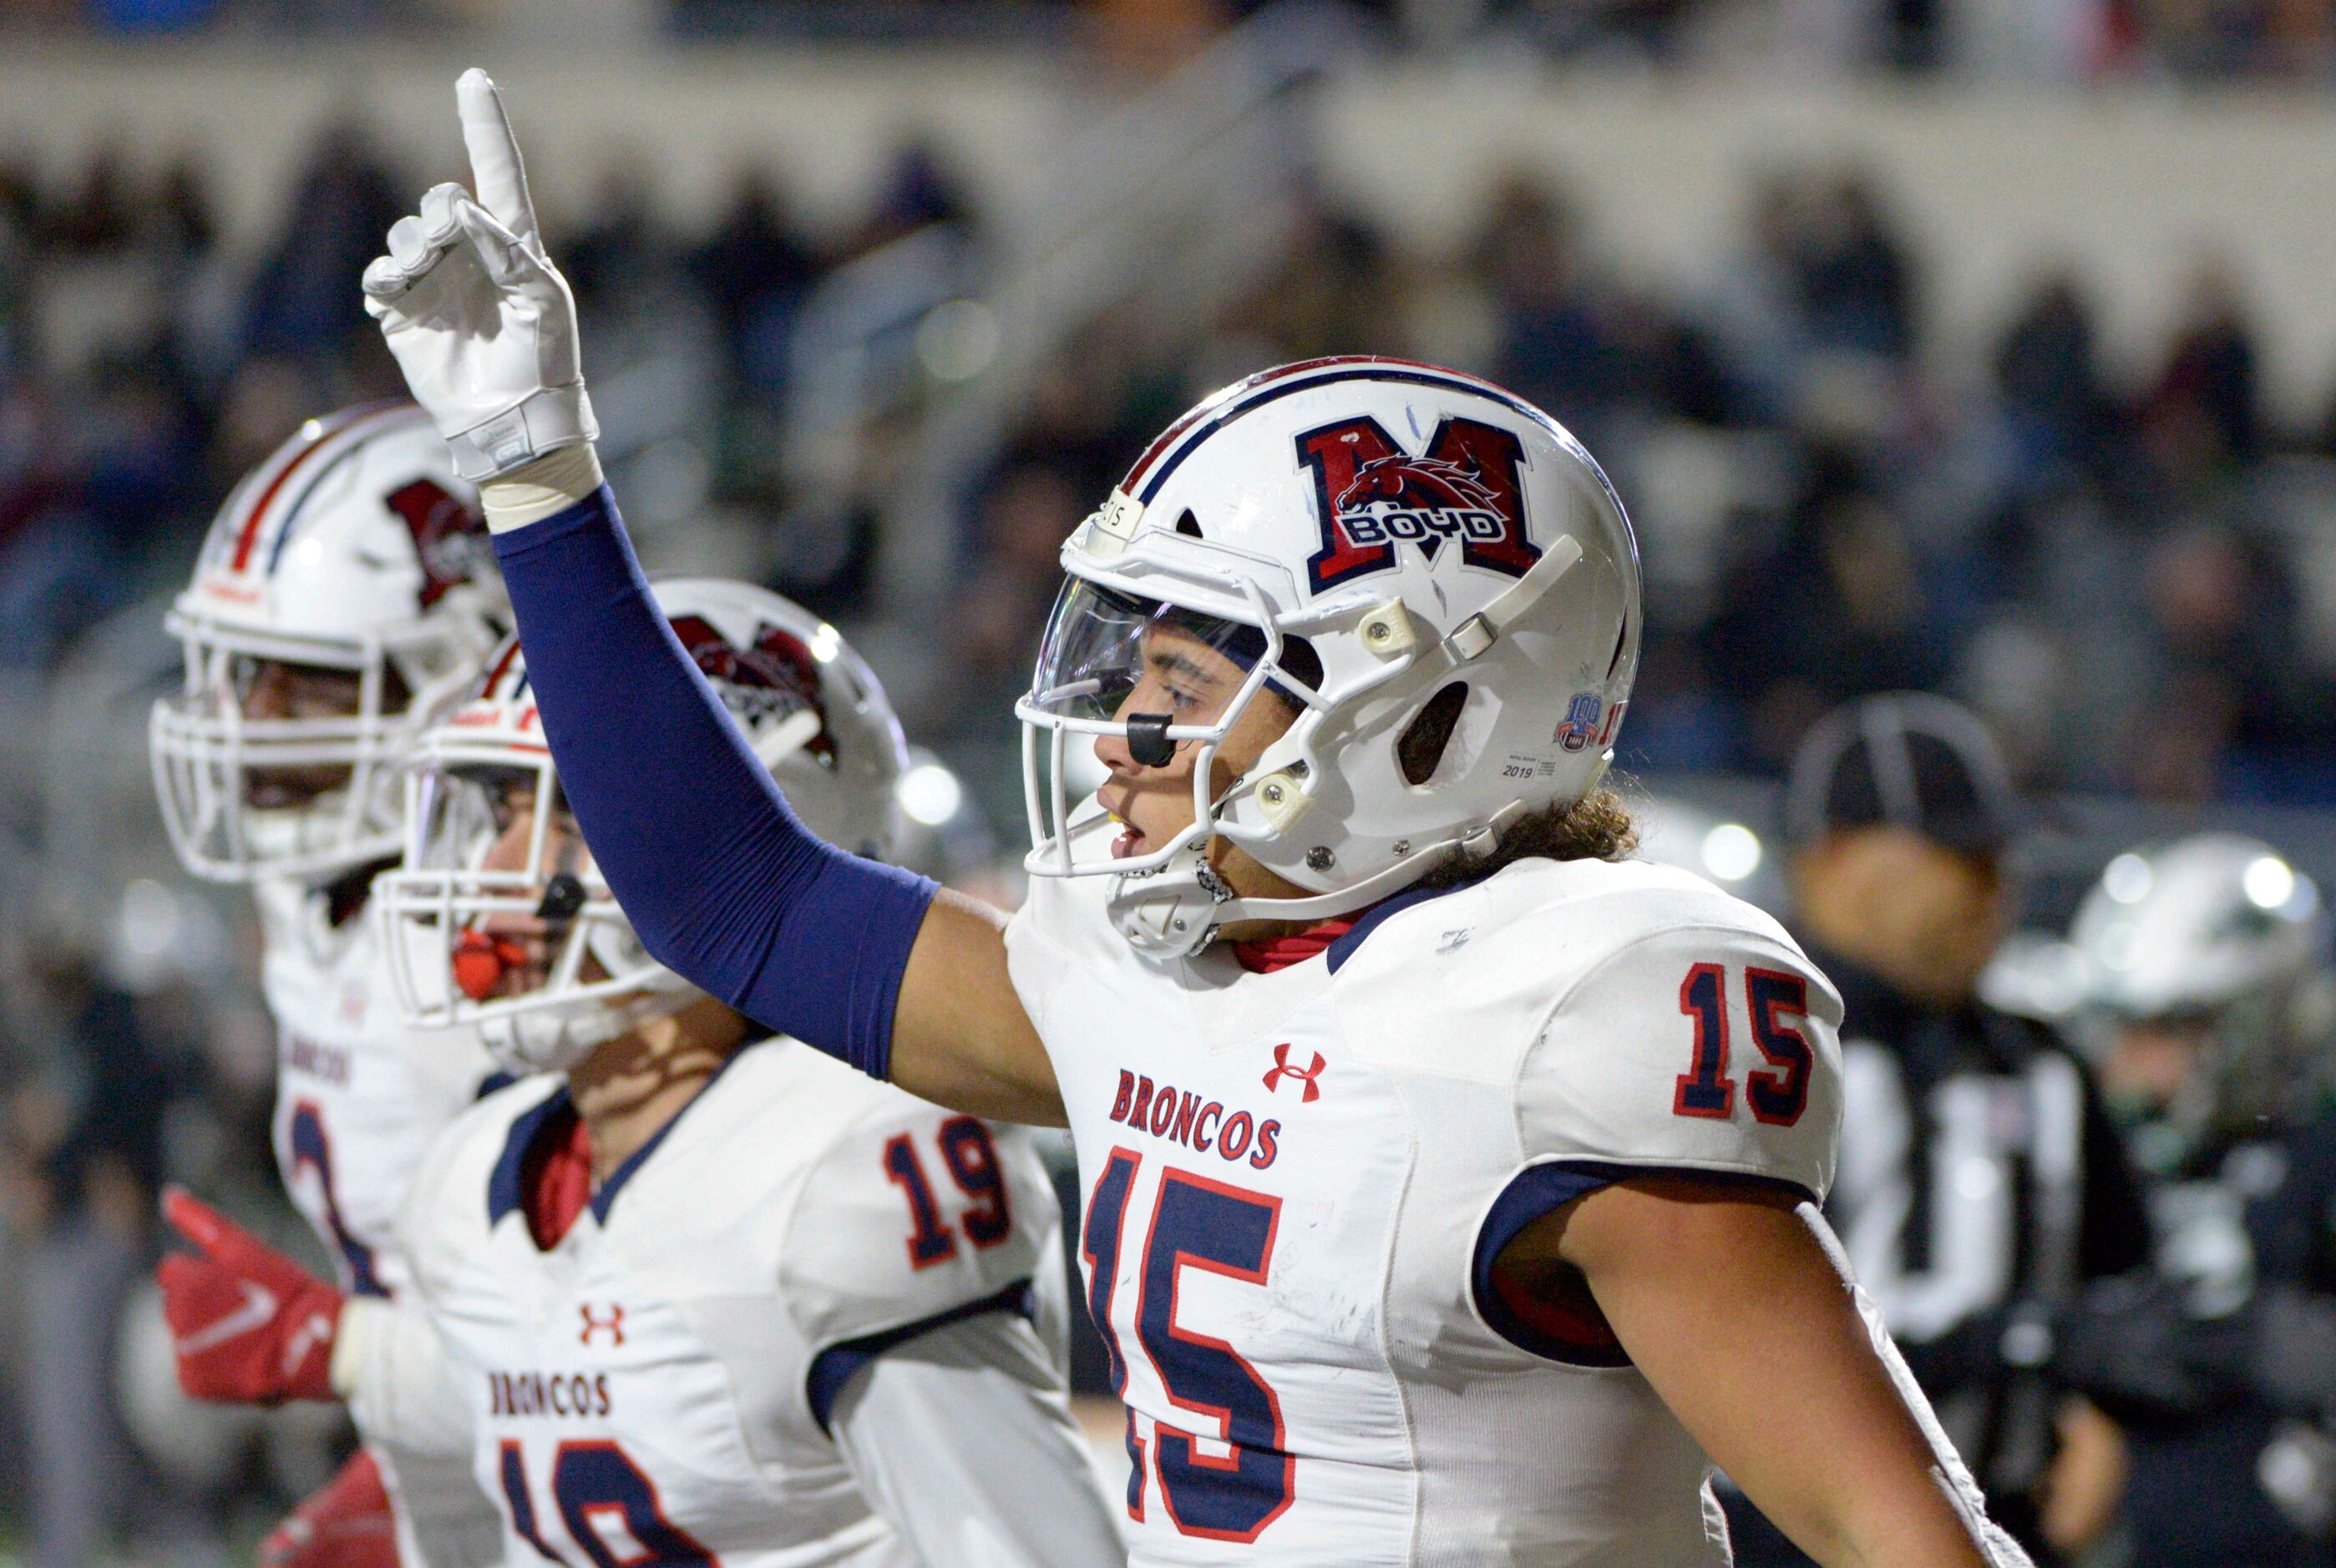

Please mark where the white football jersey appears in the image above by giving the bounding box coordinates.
[1008,843,1844,1565]
[257,874,499,1299]
[256,873,507,1565]
[389,1037,1070,1566]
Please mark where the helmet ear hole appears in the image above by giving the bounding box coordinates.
[1397,682,1470,787]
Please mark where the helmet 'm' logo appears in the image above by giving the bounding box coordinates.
[667,615,834,761]
[1297,416,1539,594]
[384,478,488,609]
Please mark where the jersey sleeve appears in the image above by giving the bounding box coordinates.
[332,1295,474,1460]
[1513,918,1844,1202]
[778,1100,1059,1431]
[828,1313,1125,1566]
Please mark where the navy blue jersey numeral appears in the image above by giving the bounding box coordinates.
[884,1119,1020,1269]
[1671,964,1812,1129]
[882,1133,959,1268]
[553,1440,719,1567]
[1083,1153,1296,1540]
[498,1440,565,1563]
[1082,1147,1148,1519]
[1672,964,1734,1119]
[938,1115,1013,1247]
[1744,968,1814,1126]
[286,1099,386,1296]
[1136,1171,1295,1543]
[497,1439,720,1566]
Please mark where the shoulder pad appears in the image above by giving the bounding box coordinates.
[1517,904,1842,1201]
[778,1095,1057,1356]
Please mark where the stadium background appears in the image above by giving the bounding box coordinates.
[3,0,2336,1558]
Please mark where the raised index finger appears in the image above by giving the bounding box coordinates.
[456,67,539,248]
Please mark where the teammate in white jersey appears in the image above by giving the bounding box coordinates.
[166,580,1126,1566]
[149,404,509,1566]
[363,73,2036,1565]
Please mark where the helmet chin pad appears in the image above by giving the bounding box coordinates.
[478,987,687,1077]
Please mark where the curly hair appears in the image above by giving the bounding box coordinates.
[1412,786,1640,891]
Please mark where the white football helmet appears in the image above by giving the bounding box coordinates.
[1018,357,1641,957]
[2071,832,2335,1166]
[150,404,505,883]
[378,579,908,1075]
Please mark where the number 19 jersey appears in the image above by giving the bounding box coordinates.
[390,1038,1067,1567]
[1007,847,1844,1565]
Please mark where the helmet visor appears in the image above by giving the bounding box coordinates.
[1026,580,1273,727]
[1018,579,1292,879]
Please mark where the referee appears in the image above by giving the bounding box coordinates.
[1725,694,2148,1565]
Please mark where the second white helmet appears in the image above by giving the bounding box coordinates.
[378,579,907,1075]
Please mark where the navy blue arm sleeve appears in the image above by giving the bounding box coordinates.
[490,487,936,1079]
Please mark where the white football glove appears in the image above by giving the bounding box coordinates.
[362,69,596,483]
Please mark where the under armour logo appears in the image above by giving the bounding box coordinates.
[1262,1043,1327,1103]
[579,1303,626,1348]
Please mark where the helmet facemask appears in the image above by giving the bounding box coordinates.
[1016,560,1488,958]
[150,609,490,884]
[378,752,690,1078]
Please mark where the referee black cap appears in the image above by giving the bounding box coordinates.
[1783,693,2024,860]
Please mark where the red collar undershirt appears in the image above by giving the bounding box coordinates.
[1228,916,1360,974]
[519,1100,595,1250]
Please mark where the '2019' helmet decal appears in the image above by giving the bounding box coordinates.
[1296,414,1541,594]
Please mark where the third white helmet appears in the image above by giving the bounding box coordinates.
[150,404,504,883]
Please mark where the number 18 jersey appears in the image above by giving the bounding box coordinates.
[1007,847,1844,1565]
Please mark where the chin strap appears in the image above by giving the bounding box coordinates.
[1112,794,1543,960]
[1113,812,1526,960]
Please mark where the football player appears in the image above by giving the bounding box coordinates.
[2051,834,2336,1566]
[361,71,2035,1565]
[149,403,510,1566]
[161,581,1126,1566]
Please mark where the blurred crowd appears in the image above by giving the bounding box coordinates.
[8,124,2336,807]
[5,0,2336,82]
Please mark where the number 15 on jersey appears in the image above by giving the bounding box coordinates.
[1082,1148,1295,1544]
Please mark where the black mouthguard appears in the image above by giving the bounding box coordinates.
[1127,712,1176,768]
[536,873,587,922]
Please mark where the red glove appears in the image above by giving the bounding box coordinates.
[155,1186,343,1404]
[259,1448,400,1568]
